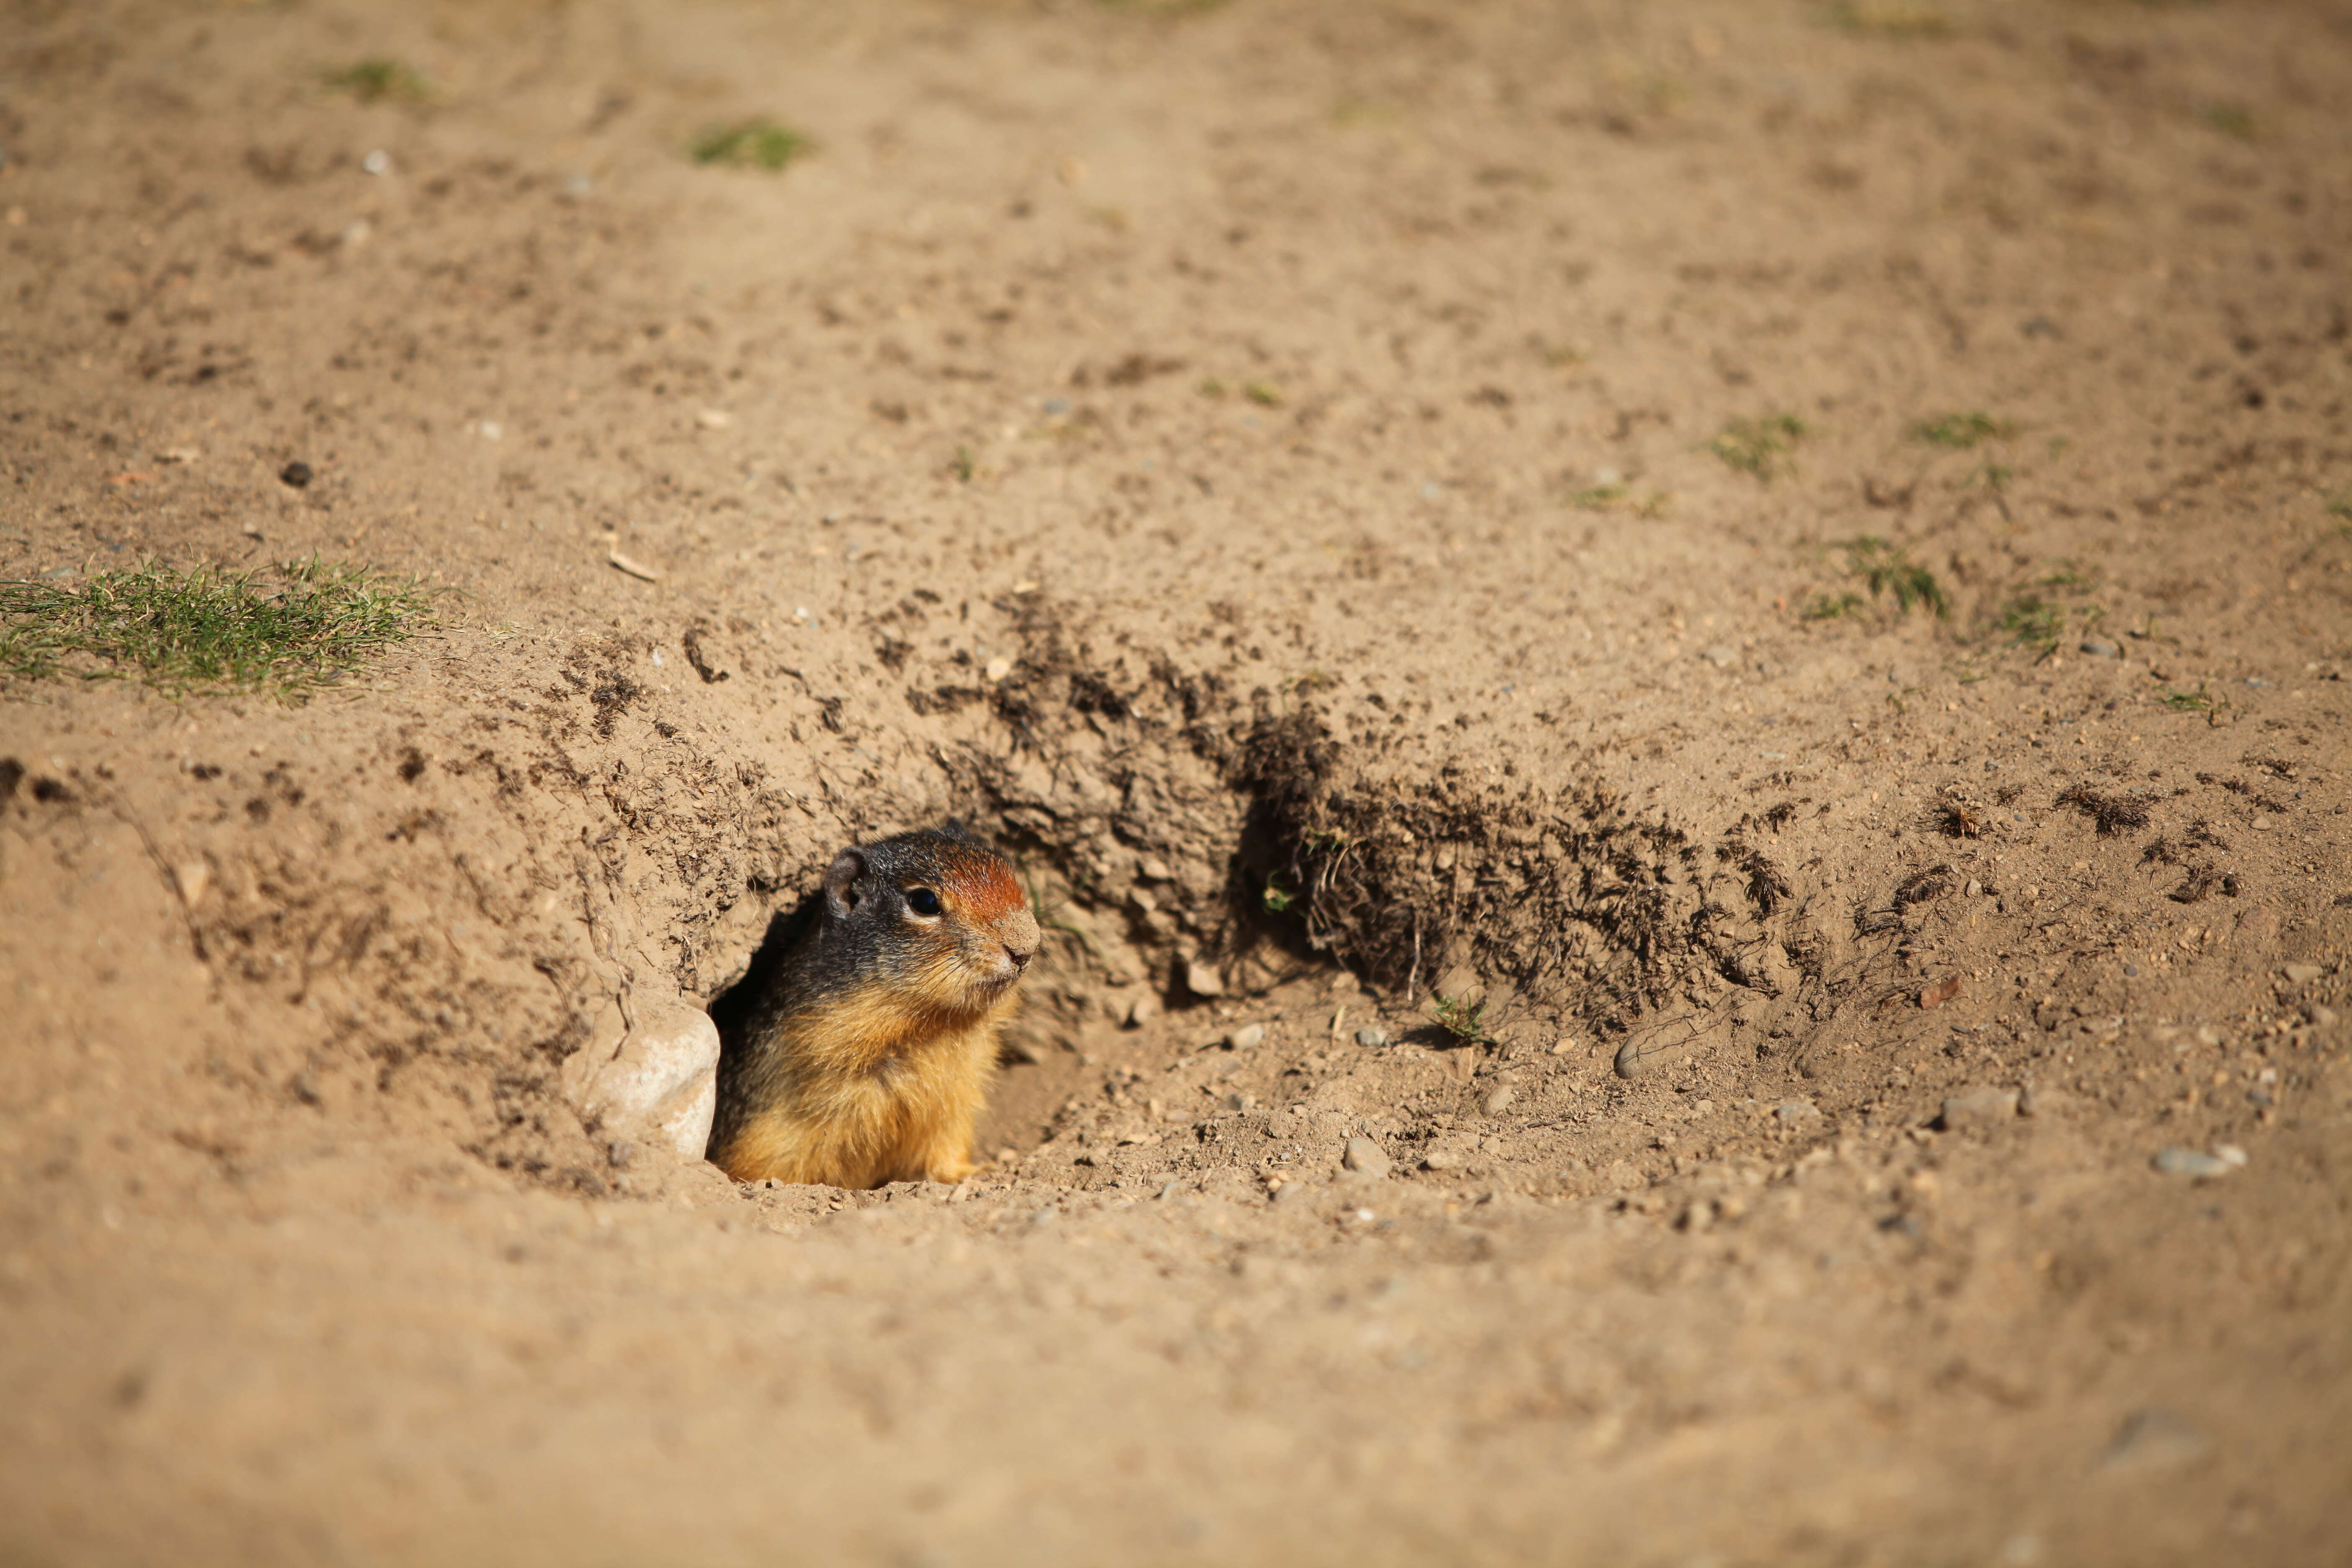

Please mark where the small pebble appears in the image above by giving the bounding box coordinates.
[1354,1026,1390,1049]
[2102,1408,2210,1472]
[2282,963,2323,985]
[362,149,392,176]
[1480,1084,1516,1117]
[1700,645,1736,669]
[1183,959,1225,998]
[1124,995,1158,1029]
[1342,1137,1392,1177]
[279,461,313,488]
[2308,1004,2339,1027]
[2079,637,2120,658]
[2151,1147,2233,1179]
[1139,857,1172,881]
[2215,1144,2249,1168]
[1225,1023,1266,1051]
[1774,1099,1822,1125]
[1421,1149,1464,1173]
[1939,1086,2019,1129]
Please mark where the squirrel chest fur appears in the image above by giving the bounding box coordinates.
[708,825,1041,1189]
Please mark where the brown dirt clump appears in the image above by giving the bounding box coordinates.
[3,1,2351,1563]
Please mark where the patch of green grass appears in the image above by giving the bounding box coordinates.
[0,557,437,701]
[2163,686,2213,712]
[1261,872,1295,914]
[950,444,977,482]
[1570,484,1629,511]
[1709,413,1807,480]
[2198,103,2257,141]
[1803,590,1868,621]
[322,57,436,104]
[1428,992,1496,1047]
[1840,536,1948,618]
[2038,562,2096,592]
[1967,463,2015,491]
[1912,410,2016,449]
[1996,586,2104,655]
[2326,491,2352,520]
[1828,0,1955,37]
[1243,380,1283,407]
[688,118,814,171]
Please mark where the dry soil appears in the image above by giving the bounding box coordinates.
[3,1,2351,1564]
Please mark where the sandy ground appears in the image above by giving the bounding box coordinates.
[3,0,2351,1562]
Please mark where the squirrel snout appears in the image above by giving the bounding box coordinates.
[998,908,1041,973]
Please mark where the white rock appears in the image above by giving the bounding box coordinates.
[1226,1023,1266,1050]
[1183,957,1225,997]
[560,996,721,1160]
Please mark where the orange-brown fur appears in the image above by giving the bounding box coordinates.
[708,827,1040,1188]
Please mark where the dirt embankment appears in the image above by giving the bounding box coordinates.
[3,1,2350,1563]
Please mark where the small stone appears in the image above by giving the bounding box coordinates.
[1354,1026,1390,1049]
[1226,1023,1266,1051]
[171,860,211,910]
[1139,857,1172,881]
[278,461,313,488]
[1480,1084,1517,1117]
[1342,1137,1391,1177]
[1919,976,1963,1011]
[1421,1149,1465,1173]
[557,997,722,1159]
[1614,1028,1696,1079]
[2151,1147,2233,1179]
[983,657,1012,682]
[2282,963,2323,985]
[2078,637,2120,659]
[695,408,733,430]
[1222,1091,1254,1113]
[1774,1099,1822,1126]
[1270,1180,1307,1205]
[1938,1086,2019,1129]
[1700,644,1736,669]
[1183,958,1225,998]
[2102,1408,2210,1472]
[2215,1144,2249,1168]
[2307,1004,2339,1027]
[1124,995,1158,1029]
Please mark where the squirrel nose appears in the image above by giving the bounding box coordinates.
[1005,945,1031,971]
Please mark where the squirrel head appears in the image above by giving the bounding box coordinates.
[819,824,1042,1016]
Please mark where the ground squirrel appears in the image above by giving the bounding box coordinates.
[708,825,1042,1188]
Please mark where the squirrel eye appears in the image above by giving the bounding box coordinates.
[904,887,943,917]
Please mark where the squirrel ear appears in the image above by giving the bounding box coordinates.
[822,848,867,917]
